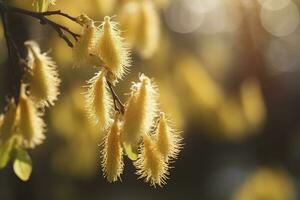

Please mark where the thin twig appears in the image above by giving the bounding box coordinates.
[0,2,80,47]
[41,10,79,23]
[106,80,125,114]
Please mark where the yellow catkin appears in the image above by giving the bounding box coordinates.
[85,70,113,129]
[134,134,168,187]
[101,115,124,182]
[0,100,18,142]
[136,0,160,58]
[25,41,60,108]
[240,78,266,130]
[118,0,141,48]
[233,168,295,200]
[121,74,158,159]
[73,15,101,67]
[18,85,45,149]
[95,16,130,81]
[155,112,182,161]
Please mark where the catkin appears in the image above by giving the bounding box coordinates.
[73,16,101,68]
[101,115,124,182]
[121,74,158,160]
[118,0,141,48]
[136,0,160,58]
[85,70,113,129]
[134,134,168,187]
[95,16,130,81]
[18,85,46,149]
[155,112,182,161]
[25,41,60,108]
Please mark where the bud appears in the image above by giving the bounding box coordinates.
[0,100,19,142]
[121,74,158,160]
[18,85,46,149]
[85,70,112,129]
[134,134,168,187]
[136,0,160,58]
[101,114,124,182]
[154,113,182,161]
[73,16,101,68]
[25,41,60,108]
[95,16,130,81]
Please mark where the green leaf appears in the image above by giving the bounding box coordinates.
[0,140,14,169]
[123,143,138,160]
[13,148,32,181]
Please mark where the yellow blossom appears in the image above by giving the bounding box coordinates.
[25,41,60,108]
[101,114,124,182]
[73,16,101,68]
[18,85,46,149]
[95,16,130,81]
[85,70,113,129]
[155,112,182,161]
[121,74,158,160]
[134,134,168,187]
[136,0,160,58]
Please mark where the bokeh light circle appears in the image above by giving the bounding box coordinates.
[257,0,290,11]
[164,1,204,34]
[260,1,299,37]
[183,0,219,14]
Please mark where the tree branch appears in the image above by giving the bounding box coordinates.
[1,11,23,102]
[107,80,125,114]
[0,1,80,47]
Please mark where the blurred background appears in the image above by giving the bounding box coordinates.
[1,0,300,199]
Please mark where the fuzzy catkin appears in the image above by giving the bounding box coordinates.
[118,0,141,48]
[136,0,160,58]
[18,86,45,149]
[121,74,158,159]
[85,71,113,129]
[101,115,124,182]
[25,41,60,108]
[155,112,182,161]
[72,18,100,68]
[95,16,130,81]
[134,134,168,187]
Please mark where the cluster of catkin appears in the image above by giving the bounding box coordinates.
[0,40,60,179]
[73,15,182,187]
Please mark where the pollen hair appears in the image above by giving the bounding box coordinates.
[73,16,100,68]
[95,16,130,81]
[85,70,113,129]
[18,85,46,149]
[155,112,183,161]
[121,74,158,160]
[134,133,168,187]
[25,40,60,108]
[101,115,124,182]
